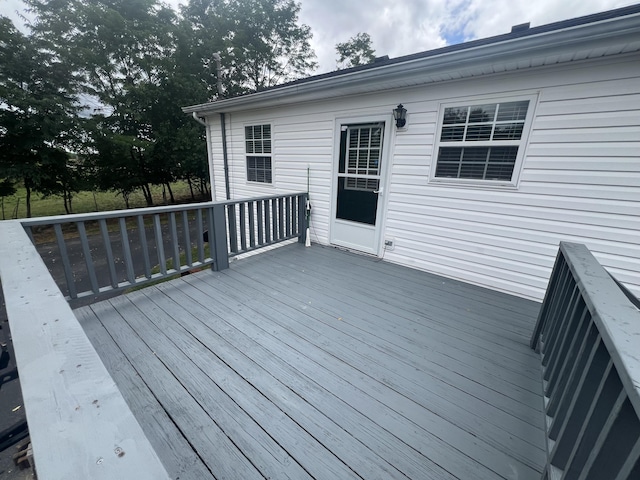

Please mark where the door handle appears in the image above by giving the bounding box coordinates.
[373,188,383,195]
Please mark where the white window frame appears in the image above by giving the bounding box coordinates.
[244,123,273,185]
[429,94,537,188]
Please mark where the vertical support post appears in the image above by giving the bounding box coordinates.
[248,201,256,248]
[137,215,152,279]
[54,223,77,299]
[99,219,118,289]
[211,203,229,271]
[169,212,180,272]
[154,214,167,276]
[196,208,205,263]
[77,221,99,294]
[227,203,238,254]
[182,211,193,267]
[298,194,307,244]
[264,200,271,244]
[257,200,264,246]
[239,202,247,252]
[119,217,136,284]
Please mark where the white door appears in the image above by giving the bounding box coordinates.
[330,120,389,255]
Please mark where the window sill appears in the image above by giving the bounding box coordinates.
[428,178,519,191]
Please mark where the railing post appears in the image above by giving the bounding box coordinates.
[211,203,229,271]
[298,193,308,245]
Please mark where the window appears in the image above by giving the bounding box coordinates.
[343,124,382,192]
[433,99,532,184]
[245,124,272,183]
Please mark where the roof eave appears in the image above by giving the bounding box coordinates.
[183,11,640,116]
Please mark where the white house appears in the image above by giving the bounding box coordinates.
[184,4,640,302]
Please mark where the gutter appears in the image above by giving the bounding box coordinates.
[190,113,218,201]
[220,112,230,200]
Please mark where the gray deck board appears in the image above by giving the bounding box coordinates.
[193,263,545,462]
[75,243,546,480]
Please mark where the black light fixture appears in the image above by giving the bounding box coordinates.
[393,104,407,128]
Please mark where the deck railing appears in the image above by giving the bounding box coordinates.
[530,242,640,480]
[20,193,307,304]
[0,192,307,479]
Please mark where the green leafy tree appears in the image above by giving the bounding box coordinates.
[336,32,376,69]
[26,0,177,206]
[0,16,79,217]
[181,0,317,97]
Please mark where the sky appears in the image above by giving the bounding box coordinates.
[0,0,635,73]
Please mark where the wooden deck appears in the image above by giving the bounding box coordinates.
[75,243,546,480]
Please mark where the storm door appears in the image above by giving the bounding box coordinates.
[330,122,388,254]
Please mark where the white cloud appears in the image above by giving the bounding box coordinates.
[297,0,634,72]
[1,0,633,73]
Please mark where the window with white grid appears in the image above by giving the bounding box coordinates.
[433,98,534,185]
[245,124,272,183]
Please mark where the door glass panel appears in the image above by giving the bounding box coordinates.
[336,123,384,225]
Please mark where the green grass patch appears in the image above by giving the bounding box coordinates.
[1,181,200,220]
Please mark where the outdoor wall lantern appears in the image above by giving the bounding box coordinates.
[393,104,407,128]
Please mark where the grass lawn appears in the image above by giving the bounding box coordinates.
[1,181,205,220]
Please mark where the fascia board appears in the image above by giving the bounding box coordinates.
[183,13,640,116]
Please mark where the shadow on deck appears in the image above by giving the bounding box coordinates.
[75,243,545,480]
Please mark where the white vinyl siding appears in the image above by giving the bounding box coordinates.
[206,54,640,302]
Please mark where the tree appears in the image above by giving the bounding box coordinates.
[181,0,317,96]
[0,16,80,217]
[25,0,178,206]
[336,32,376,69]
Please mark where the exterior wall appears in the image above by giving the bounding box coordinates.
[206,53,640,301]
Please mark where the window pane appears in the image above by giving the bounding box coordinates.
[246,156,272,183]
[496,101,529,121]
[246,141,253,154]
[435,147,462,177]
[468,104,496,123]
[359,128,370,148]
[263,140,272,153]
[486,147,517,180]
[459,162,486,178]
[443,107,468,124]
[349,130,359,149]
[348,150,357,171]
[493,123,524,140]
[441,126,465,141]
[262,124,271,138]
[465,124,492,141]
[370,128,382,148]
[245,126,253,139]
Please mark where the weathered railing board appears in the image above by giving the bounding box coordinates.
[0,221,170,480]
[54,223,77,299]
[196,209,205,264]
[531,242,640,480]
[248,201,256,248]
[153,214,167,277]
[99,219,119,289]
[257,201,264,245]
[137,215,152,279]
[182,211,192,267]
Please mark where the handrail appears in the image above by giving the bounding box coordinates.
[0,192,307,479]
[19,193,302,227]
[19,193,307,305]
[0,221,170,479]
[531,242,640,480]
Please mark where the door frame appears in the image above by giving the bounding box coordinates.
[329,113,394,257]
